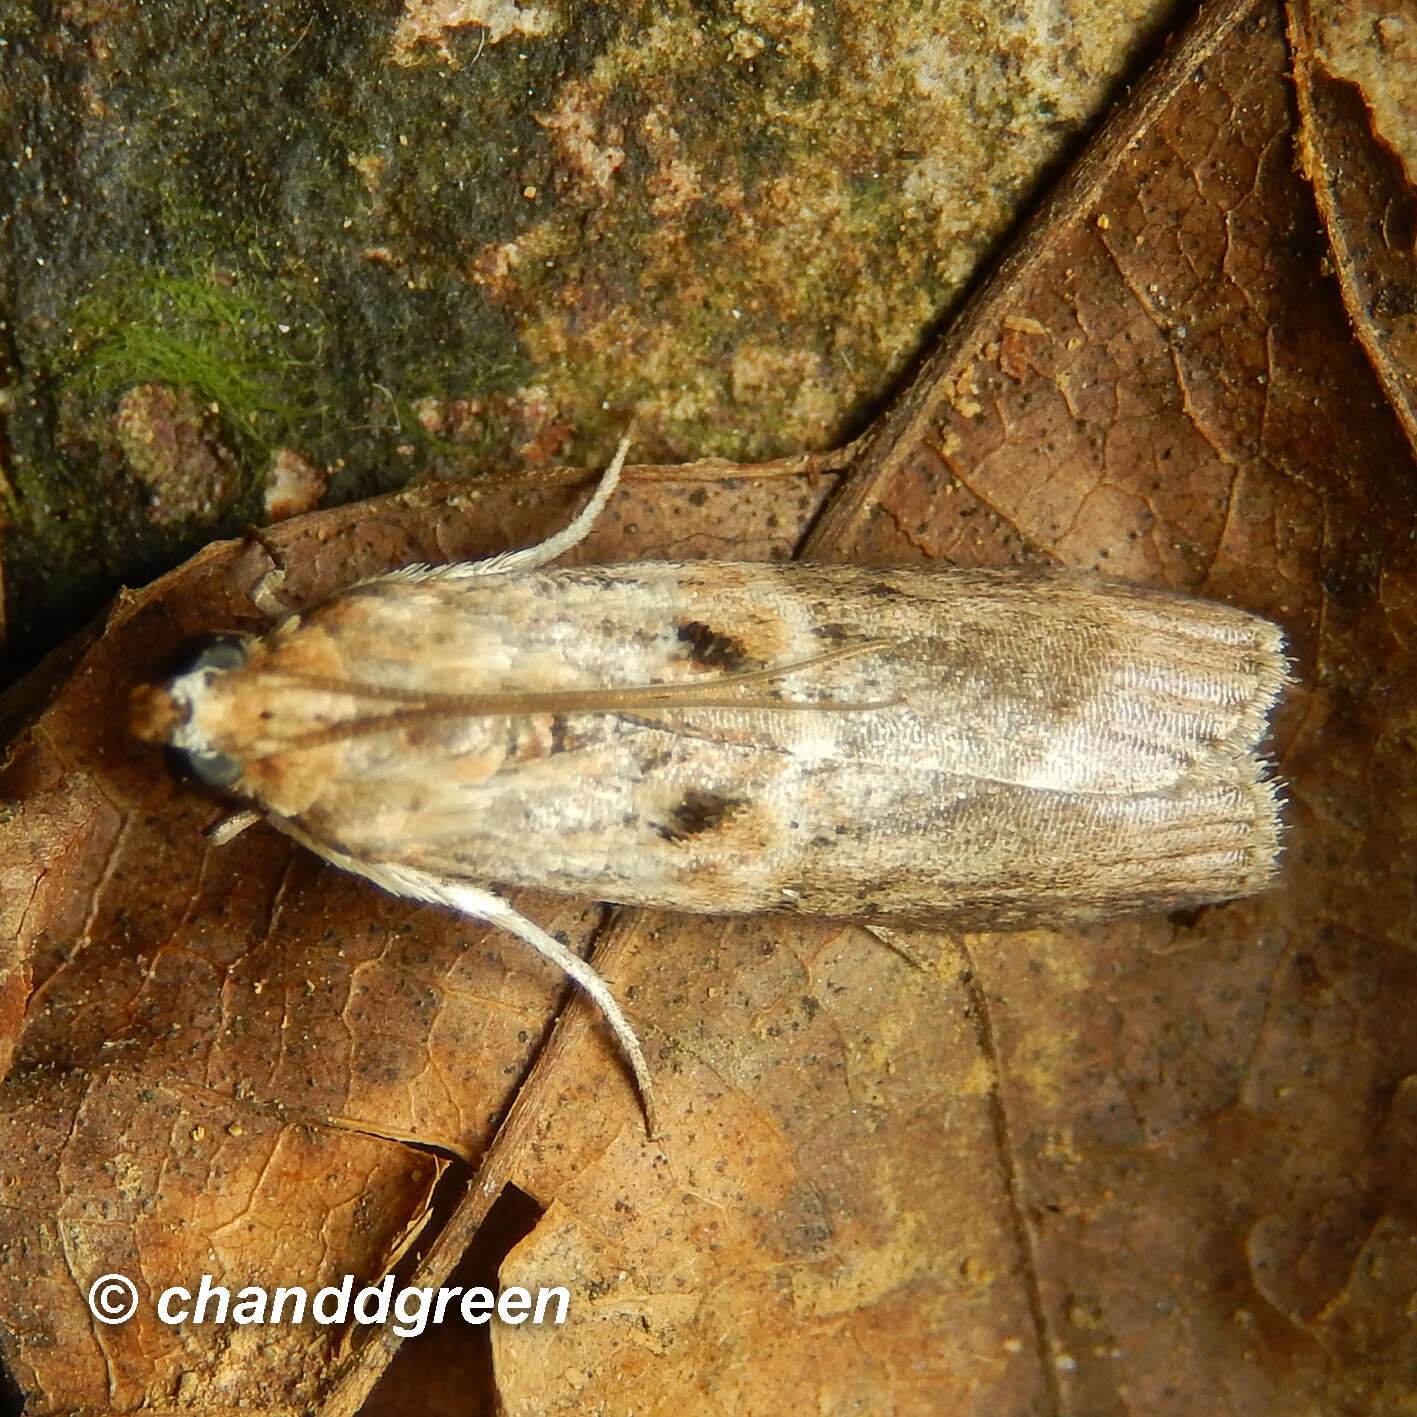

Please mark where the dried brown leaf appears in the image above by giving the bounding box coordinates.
[476,3,1417,1415]
[4,0,1417,1414]
[1288,0,1417,456]
[0,466,835,1413]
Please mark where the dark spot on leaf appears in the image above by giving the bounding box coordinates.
[1373,282,1417,320]
[1319,549,1382,605]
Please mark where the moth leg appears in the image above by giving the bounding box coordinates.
[242,524,295,619]
[205,808,262,846]
[280,830,658,1133]
[417,876,657,1135]
[471,432,630,575]
[468,888,657,1132]
[861,923,935,972]
[393,434,631,584]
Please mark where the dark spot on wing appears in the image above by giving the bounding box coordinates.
[509,714,587,762]
[677,620,749,671]
[654,788,746,842]
[549,715,571,754]
[864,581,906,602]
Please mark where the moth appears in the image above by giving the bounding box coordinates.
[129,438,1288,1128]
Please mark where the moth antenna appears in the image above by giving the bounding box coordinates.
[252,638,889,706]
[240,639,900,755]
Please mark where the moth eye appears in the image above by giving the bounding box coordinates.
[171,745,244,790]
[186,636,249,674]
[151,636,250,790]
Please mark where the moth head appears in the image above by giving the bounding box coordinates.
[128,634,251,789]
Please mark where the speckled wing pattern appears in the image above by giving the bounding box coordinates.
[184,560,1285,930]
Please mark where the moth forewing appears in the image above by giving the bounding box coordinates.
[129,441,1288,1128]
